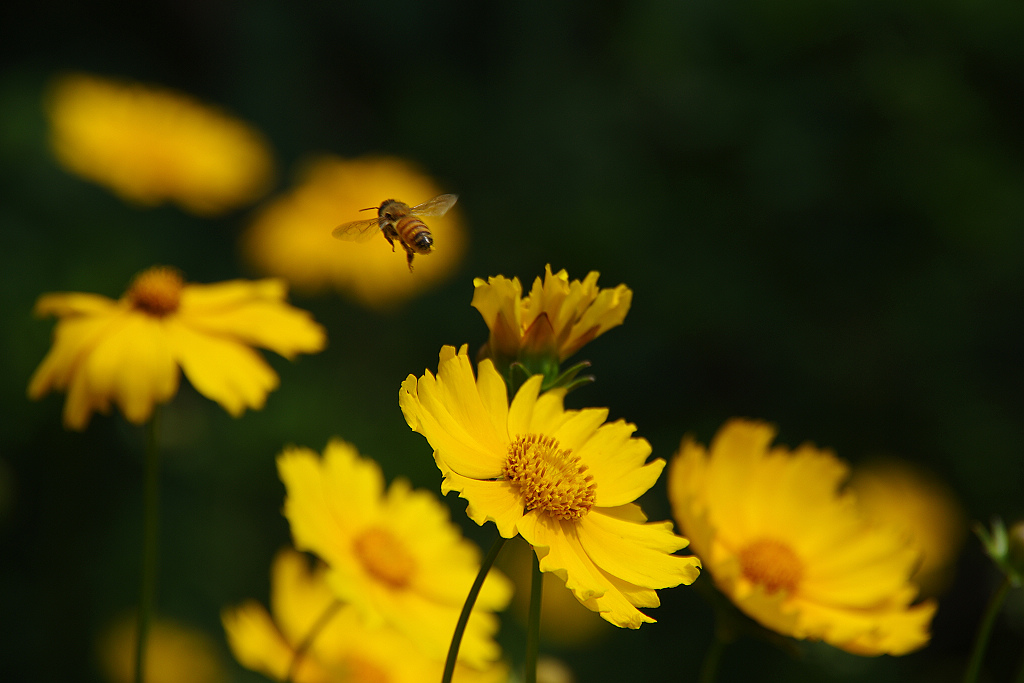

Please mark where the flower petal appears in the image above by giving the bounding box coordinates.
[181,279,326,358]
[577,510,700,589]
[167,321,279,416]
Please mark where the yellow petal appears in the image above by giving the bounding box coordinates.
[438,466,524,538]
[167,321,278,416]
[180,279,326,358]
[576,510,699,589]
[72,313,179,426]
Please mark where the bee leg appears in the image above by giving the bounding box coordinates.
[383,232,397,252]
[405,247,415,272]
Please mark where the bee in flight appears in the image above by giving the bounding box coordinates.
[332,194,458,272]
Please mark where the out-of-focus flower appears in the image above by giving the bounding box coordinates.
[277,440,511,668]
[848,457,968,596]
[472,265,631,382]
[400,345,700,629]
[47,73,273,215]
[28,266,326,430]
[223,548,507,683]
[97,614,226,683]
[668,419,936,656]
[242,155,466,309]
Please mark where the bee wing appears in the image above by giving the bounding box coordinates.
[332,217,383,242]
[410,193,458,217]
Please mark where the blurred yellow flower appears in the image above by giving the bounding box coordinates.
[472,265,631,371]
[277,439,511,668]
[223,548,507,683]
[848,457,967,596]
[668,420,937,655]
[47,73,273,215]
[400,345,700,629]
[242,155,466,309]
[28,266,326,430]
[97,614,226,683]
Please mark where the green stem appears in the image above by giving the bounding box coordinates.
[134,412,161,683]
[524,551,543,683]
[441,534,507,683]
[963,576,1013,683]
[697,629,728,683]
[287,598,342,683]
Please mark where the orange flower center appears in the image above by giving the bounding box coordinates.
[738,538,804,595]
[341,655,391,683]
[126,266,183,316]
[504,434,596,521]
[352,527,415,590]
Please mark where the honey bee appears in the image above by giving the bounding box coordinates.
[332,194,458,271]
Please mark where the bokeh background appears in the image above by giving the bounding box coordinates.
[2,1,1022,681]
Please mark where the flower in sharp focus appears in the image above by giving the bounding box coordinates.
[97,614,226,683]
[277,440,511,668]
[471,265,631,376]
[47,73,273,215]
[668,419,937,655]
[242,155,466,309]
[28,266,326,430]
[223,548,507,683]
[848,457,967,597]
[400,345,700,629]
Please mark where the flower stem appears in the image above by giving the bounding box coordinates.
[287,598,342,683]
[442,534,507,683]
[963,576,1013,683]
[524,550,543,683]
[134,412,161,683]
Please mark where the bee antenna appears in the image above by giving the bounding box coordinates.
[358,206,377,212]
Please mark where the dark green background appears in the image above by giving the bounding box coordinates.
[1,1,1022,681]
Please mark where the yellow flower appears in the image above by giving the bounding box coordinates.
[399,346,700,629]
[223,549,507,683]
[472,265,632,371]
[28,266,326,430]
[242,155,466,309]
[47,73,273,215]
[97,614,226,683]
[668,419,937,655]
[277,440,511,668]
[848,457,967,597]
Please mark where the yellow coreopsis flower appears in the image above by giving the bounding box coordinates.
[28,266,326,430]
[97,614,226,683]
[47,73,273,215]
[472,265,632,375]
[399,345,701,629]
[848,457,967,597]
[277,440,511,668]
[668,419,937,655]
[242,155,466,309]
[223,548,507,683]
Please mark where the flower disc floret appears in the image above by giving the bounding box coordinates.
[505,434,596,521]
[668,419,937,656]
[400,345,700,628]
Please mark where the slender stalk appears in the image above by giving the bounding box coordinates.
[442,535,507,683]
[287,598,343,683]
[697,628,728,683]
[524,551,543,683]
[134,412,161,683]
[963,576,1013,683]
